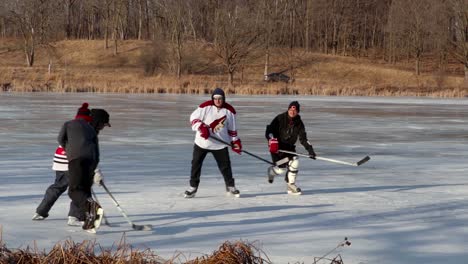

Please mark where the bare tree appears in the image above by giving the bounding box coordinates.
[64,0,77,39]
[111,0,127,55]
[309,0,345,54]
[210,1,264,86]
[160,0,190,79]
[6,0,55,66]
[446,0,468,86]
[304,0,313,52]
[387,0,439,75]
[0,18,5,38]
[101,0,113,49]
[259,0,277,78]
[0,2,8,38]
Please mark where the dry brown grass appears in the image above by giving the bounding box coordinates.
[185,241,271,264]
[0,228,350,264]
[0,39,466,97]
[0,238,165,264]
[0,238,271,264]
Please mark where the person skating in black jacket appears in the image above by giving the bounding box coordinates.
[265,101,316,195]
[58,103,110,233]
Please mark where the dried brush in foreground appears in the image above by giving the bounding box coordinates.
[0,237,165,264]
[0,238,273,264]
[0,235,349,264]
[185,241,271,264]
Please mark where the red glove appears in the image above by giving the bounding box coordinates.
[231,139,242,154]
[199,123,210,140]
[268,138,279,153]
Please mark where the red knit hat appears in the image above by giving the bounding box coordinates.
[75,102,92,122]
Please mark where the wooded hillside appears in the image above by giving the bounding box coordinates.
[0,0,466,96]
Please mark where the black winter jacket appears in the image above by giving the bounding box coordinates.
[57,118,100,168]
[265,111,313,152]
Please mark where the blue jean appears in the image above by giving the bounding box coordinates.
[36,171,83,220]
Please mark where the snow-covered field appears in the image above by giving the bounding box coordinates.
[1,93,467,264]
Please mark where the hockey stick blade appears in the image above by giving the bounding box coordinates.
[101,182,153,231]
[356,156,370,166]
[132,223,153,231]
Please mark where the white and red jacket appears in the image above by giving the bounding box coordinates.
[190,100,239,150]
[52,145,68,171]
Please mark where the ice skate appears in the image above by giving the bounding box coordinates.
[184,186,198,198]
[93,204,104,229]
[82,199,103,233]
[84,227,96,234]
[287,183,302,195]
[226,186,240,198]
[32,213,46,220]
[82,216,95,232]
[67,216,84,227]
[267,166,276,183]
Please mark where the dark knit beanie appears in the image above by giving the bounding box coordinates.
[288,101,300,112]
[75,103,92,122]
[91,109,111,128]
[212,87,225,101]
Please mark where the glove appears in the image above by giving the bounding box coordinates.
[199,123,210,140]
[307,147,316,160]
[231,139,242,154]
[268,138,279,153]
[93,168,104,186]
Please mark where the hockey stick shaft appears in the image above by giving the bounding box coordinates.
[278,149,370,167]
[209,135,279,166]
[101,182,152,231]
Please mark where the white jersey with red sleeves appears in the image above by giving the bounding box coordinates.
[190,100,239,150]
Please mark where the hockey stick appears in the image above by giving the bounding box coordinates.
[209,135,288,167]
[279,149,370,167]
[101,182,152,231]
[91,188,111,226]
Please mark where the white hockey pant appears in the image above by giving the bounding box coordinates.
[268,166,285,177]
[286,157,299,184]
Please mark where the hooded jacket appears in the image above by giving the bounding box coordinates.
[265,111,313,152]
[57,118,99,167]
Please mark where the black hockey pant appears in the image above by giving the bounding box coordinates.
[190,144,235,188]
[36,171,83,220]
[68,158,94,217]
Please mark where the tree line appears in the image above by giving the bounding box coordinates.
[0,0,466,86]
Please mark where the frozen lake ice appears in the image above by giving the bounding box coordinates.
[0,93,467,263]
